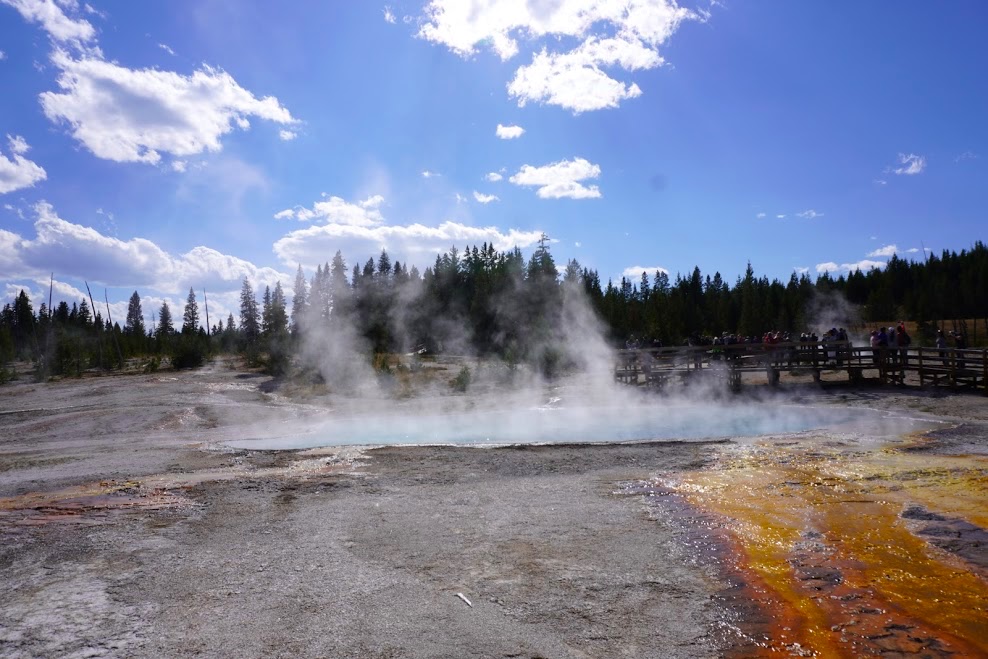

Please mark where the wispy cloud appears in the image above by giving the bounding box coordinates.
[815,259,885,275]
[867,244,897,258]
[472,191,499,204]
[279,129,298,141]
[158,43,176,56]
[0,134,47,194]
[484,172,503,182]
[955,150,979,163]
[796,209,823,219]
[891,153,926,175]
[1,0,96,48]
[509,157,601,199]
[273,193,385,226]
[383,6,396,24]
[421,170,440,178]
[623,265,669,280]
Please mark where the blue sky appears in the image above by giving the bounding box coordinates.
[1,0,985,327]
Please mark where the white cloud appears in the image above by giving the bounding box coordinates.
[509,157,601,199]
[472,191,499,204]
[0,0,95,46]
[794,267,809,275]
[495,123,524,139]
[454,192,467,204]
[421,170,440,178]
[906,248,919,254]
[0,202,290,296]
[158,43,175,56]
[815,260,885,275]
[755,212,766,219]
[574,241,581,247]
[867,244,897,258]
[485,172,503,182]
[955,151,978,163]
[4,203,27,219]
[892,153,926,175]
[622,265,669,280]
[508,37,659,112]
[418,0,695,112]
[273,194,385,226]
[82,3,104,18]
[383,6,396,24]
[278,129,298,141]
[874,179,887,186]
[0,50,6,60]
[796,209,823,219]
[39,50,297,164]
[273,220,542,269]
[271,193,542,268]
[0,134,47,194]
[776,214,786,219]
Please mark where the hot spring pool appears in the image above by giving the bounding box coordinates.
[224,403,922,451]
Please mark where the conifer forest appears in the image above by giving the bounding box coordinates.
[2,240,986,379]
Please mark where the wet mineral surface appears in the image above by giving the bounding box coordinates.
[1,362,985,657]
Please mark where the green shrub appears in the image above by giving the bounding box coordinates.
[450,365,471,392]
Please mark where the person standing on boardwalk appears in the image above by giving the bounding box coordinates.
[954,332,967,369]
[896,325,911,367]
[936,329,948,367]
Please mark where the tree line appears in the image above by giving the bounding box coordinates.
[2,240,985,380]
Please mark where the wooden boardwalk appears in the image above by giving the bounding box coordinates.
[615,342,988,394]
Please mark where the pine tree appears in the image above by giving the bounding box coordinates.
[239,278,260,355]
[157,301,173,336]
[291,264,308,335]
[125,291,145,336]
[329,251,350,324]
[261,286,272,335]
[182,287,200,334]
[270,282,288,335]
[78,299,92,327]
[12,290,35,357]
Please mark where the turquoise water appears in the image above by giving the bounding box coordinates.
[224,403,906,450]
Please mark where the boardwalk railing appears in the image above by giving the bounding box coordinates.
[615,342,988,394]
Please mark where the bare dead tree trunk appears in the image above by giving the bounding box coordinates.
[105,289,125,367]
[40,273,54,377]
[203,288,211,337]
[85,281,104,370]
